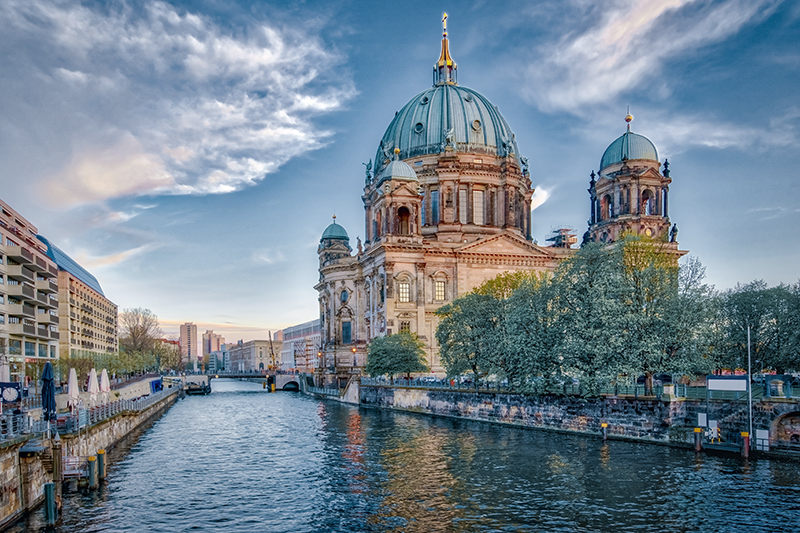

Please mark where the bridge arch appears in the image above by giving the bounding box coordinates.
[772,411,800,446]
[282,381,300,392]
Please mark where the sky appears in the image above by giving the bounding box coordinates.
[1,0,799,342]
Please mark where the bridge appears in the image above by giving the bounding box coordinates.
[176,372,302,392]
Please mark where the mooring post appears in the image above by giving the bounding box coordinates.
[694,427,703,452]
[741,432,750,459]
[271,383,276,393]
[601,422,608,441]
[88,456,97,489]
[44,482,57,524]
[97,449,106,480]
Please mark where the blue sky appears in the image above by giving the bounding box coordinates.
[2,0,798,342]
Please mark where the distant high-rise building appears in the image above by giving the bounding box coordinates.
[202,330,224,358]
[179,322,198,363]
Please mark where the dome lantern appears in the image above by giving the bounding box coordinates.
[434,13,457,86]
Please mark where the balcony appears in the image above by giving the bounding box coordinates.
[37,313,59,326]
[8,323,36,336]
[8,303,35,318]
[50,330,60,340]
[36,278,59,293]
[36,326,50,340]
[6,283,36,302]
[6,264,34,283]
[28,255,49,273]
[5,246,33,264]
[37,294,57,310]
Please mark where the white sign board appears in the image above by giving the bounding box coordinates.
[707,377,748,391]
[698,413,707,427]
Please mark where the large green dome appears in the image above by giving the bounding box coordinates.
[600,130,658,171]
[374,84,520,174]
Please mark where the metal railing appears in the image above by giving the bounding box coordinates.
[307,386,340,397]
[0,413,48,441]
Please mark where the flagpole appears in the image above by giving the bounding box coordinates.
[747,324,753,451]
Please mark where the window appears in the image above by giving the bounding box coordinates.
[459,188,468,223]
[398,282,410,303]
[50,346,56,358]
[435,281,446,301]
[400,321,410,333]
[0,314,4,325]
[340,290,348,303]
[39,344,47,357]
[421,193,426,225]
[431,190,439,224]
[9,339,21,355]
[473,190,484,225]
[25,341,35,357]
[342,321,352,344]
[398,207,410,235]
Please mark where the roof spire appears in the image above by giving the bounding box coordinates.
[434,13,458,86]
[625,106,633,132]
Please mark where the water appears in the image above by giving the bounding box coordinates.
[12,379,800,532]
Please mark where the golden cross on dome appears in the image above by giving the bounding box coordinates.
[442,13,448,36]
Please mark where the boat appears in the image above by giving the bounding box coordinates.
[184,382,211,395]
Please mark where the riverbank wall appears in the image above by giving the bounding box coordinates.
[0,385,179,531]
[356,383,800,456]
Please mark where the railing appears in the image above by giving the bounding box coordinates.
[307,386,340,397]
[0,413,48,441]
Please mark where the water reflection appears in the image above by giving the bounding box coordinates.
[13,380,800,533]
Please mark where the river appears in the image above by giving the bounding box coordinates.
[10,379,800,532]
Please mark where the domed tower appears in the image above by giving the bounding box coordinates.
[318,216,352,267]
[587,114,677,244]
[364,15,533,246]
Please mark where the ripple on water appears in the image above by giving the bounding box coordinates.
[12,379,800,532]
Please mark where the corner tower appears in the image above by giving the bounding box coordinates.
[586,114,677,244]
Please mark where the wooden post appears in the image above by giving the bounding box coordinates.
[44,482,57,524]
[88,456,97,489]
[97,449,106,480]
[694,427,703,452]
[741,432,750,459]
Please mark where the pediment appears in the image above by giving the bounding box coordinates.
[455,234,556,258]
[389,183,421,197]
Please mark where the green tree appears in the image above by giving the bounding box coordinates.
[435,293,502,382]
[503,275,562,393]
[365,331,429,380]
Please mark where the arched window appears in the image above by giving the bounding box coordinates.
[642,190,654,215]
[398,206,410,235]
[375,211,381,238]
[601,195,612,220]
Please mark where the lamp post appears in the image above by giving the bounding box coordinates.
[747,324,753,453]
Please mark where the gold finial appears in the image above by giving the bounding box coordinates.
[435,13,457,85]
[393,147,400,155]
[332,214,336,221]
[625,106,633,132]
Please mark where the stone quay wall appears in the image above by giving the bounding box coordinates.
[0,388,179,531]
[359,385,800,450]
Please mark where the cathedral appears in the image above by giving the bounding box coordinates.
[315,19,682,381]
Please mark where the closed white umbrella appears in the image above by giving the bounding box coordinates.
[100,369,111,403]
[88,368,100,406]
[67,368,80,411]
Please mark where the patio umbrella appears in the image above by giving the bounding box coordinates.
[41,361,56,422]
[88,368,100,406]
[100,369,111,403]
[67,368,80,411]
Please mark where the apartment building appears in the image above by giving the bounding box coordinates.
[36,236,118,358]
[227,339,282,372]
[202,330,224,358]
[280,319,321,372]
[180,322,198,364]
[0,200,60,381]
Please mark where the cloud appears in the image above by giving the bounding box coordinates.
[252,249,286,265]
[531,186,552,211]
[522,0,780,111]
[0,0,355,206]
[75,244,155,270]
